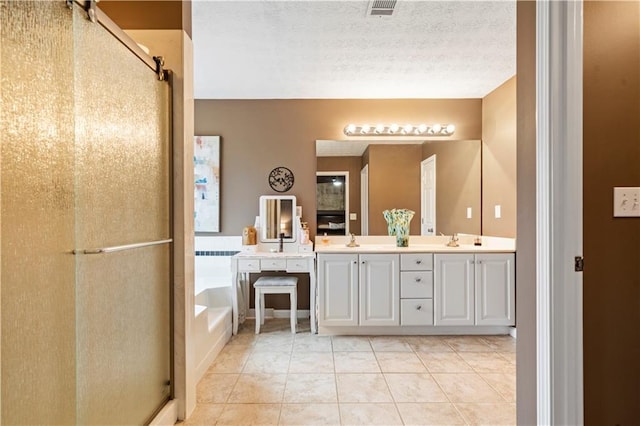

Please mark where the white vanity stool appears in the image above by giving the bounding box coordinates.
[254,276,298,334]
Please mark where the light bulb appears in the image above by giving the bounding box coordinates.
[361,124,370,134]
[403,124,413,134]
[389,124,399,133]
[417,124,428,134]
[375,124,385,134]
[345,124,356,135]
[446,124,456,134]
[432,124,442,133]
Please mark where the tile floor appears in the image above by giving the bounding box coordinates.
[184,319,516,425]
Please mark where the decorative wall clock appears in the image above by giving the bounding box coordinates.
[268,166,294,192]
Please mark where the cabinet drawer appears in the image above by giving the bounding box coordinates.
[286,258,309,272]
[401,299,433,326]
[260,258,287,271]
[401,271,433,298]
[238,259,260,272]
[401,253,433,271]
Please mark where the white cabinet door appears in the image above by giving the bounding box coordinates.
[475,253,515,326]
[434,254,474,325]
[318,254,358,326]
[359,254,400,326]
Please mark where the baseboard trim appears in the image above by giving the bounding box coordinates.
[149,399,177,426]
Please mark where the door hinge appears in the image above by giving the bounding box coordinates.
[574,256,584,272]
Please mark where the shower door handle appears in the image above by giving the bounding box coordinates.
[73,238,172,254]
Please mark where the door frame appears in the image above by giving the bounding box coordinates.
[360,165,369,236]
[536,1,584,424]
[420,155,436,236]
[316,171,350,235]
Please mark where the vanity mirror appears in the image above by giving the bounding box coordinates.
[316,139,482,237]
[259,195,297,243]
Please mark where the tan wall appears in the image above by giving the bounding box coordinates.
[368,145,422,235]
[100,1,192,37]
[482,77,517,237]
[584,2,640,423]
[195,99,482,238]
[317,156,362,235]
[422,140,482,236]
[516,1,537,424]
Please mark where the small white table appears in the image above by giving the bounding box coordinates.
[231,251,316,334]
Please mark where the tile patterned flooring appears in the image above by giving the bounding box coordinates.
[184,319,516,425]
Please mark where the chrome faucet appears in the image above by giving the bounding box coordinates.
[346,233,359,247]
[446,233,460,247]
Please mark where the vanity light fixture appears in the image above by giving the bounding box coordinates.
[343,123,456,137]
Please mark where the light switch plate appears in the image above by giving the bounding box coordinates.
[349,213,357,221]
[466,207,472,219]
[613,187,640,217]
[495,205,501,219]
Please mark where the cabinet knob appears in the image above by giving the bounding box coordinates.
[416,305,422,311]
[415,277,422,283]
[416,260,422,264]
[353,260,357,264]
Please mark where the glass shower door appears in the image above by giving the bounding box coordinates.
[72,6,172,425]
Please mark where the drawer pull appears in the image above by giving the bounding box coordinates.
[415,260,422,264]
[415,277,422,283]
[416,305,422,311]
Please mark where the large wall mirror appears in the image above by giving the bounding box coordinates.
[316,140,482,237]
[259,195,297,243]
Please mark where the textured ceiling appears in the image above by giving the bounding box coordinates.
[192,1,516,99]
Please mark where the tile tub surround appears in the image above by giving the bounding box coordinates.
[183,319,516,425]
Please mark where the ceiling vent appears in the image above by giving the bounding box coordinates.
[367,0,398,18]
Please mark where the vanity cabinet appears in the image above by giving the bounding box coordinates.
[434,253,515,326]
[400,253,434,326]
[317,254,358,326]
[434,254,475,325]
[475,253,515,326]
[359,254,400,326]
[317,253,399,327]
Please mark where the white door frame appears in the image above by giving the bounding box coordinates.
[420,155,436,236]
[360,165,369,236]
[536,1,583,424]
[317,171,349,235]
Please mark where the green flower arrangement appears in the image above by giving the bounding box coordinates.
[382,208,415,247]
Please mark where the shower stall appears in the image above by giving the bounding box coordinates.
[1,1,173,424]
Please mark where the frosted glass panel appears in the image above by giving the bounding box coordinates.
[1,3,171,423]
[1,2,77,424]
[75,246,171,424]
[73,6,171,425]
[73,12,170,248]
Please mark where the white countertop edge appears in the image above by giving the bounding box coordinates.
[314,245,515,254]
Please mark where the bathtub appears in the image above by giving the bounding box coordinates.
[194,285,233,382]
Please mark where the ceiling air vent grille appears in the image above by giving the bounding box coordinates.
[368,0,397,17]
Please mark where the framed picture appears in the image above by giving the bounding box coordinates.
[194,136,220,232]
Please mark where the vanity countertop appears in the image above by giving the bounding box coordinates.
[314,235,515,254]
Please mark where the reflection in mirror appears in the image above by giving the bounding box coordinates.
[259,195,297,242]
[316,140,481,236]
